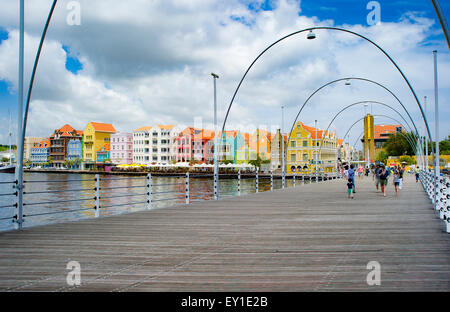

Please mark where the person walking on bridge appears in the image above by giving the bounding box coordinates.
[393,168,401,197]
[379,165,389,197]
[358,165,364,179]
[348,164,356,193]
[374,164,381,192]
[415,166,420,183]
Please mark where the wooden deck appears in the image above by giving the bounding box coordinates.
[0,174,449,291]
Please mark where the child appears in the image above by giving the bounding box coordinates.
[347,178,354,199]
[393,169,401,197]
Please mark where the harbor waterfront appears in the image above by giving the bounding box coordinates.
[0,171,308,232]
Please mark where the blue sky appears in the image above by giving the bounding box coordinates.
[0,0,449,146]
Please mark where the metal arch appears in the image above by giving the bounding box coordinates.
[324,100,414,139]
[286,77,420,149]
[16,0,58,229]
[344,115,420,161]
[317,100,415,156]
[220,27,435,162]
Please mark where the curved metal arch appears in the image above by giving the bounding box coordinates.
[344,115,420,162]
[325,100,413,138]
[16,0,58,228]
[316,100,415,156]
[286,77,420,148]
[220,27,434,160]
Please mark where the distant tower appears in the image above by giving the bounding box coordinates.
[363,114,375,163]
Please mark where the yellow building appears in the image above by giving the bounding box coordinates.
[82,122,116,166]
[286,122,338,174]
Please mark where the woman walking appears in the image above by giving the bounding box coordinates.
[393,168,401,197]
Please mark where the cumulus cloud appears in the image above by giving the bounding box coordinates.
[0,0,448,148]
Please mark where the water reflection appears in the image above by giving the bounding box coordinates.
[0,172,311,232]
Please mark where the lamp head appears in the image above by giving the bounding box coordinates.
[211,73,219,79]
[307,30,316,40]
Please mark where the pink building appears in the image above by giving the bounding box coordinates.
[193,129,215,163]
[111,132,133,165]
[176,127,197,162]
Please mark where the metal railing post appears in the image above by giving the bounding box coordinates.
[270,170,273,191]
[94,174,100,218]
[214,168,218,200]
[282,169,285,189]
[147,173,152,210]
[256,169,259,193]
[185,172,190,204]
[238,170,241,196]
[293,172,296,187]
[302,170,305,184]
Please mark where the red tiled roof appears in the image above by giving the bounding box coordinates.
[134,126,152,132]
[50,124,82,138]
[90,122,116,133]
[374,124,403,139]
[157,124,175,130]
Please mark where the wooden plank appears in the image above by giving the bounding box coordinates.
[0,174,448,291]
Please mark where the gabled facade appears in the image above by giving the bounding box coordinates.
[215,130,238,162]
[83,122,116,166]
[176,127,198,162]
[235,131,251,163]
[287,122,338,174]
[249,129,271,161]
[30,139,51,166]
[192,129,215,162]
[49,124,83,167]
[270,129,287,170]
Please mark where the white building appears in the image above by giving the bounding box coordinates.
[133,125,180,164]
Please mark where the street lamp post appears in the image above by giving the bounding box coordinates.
[433,50,439,211]
[424,96,429,171]
[211,73,219,200]
[281,105,285,188]
[315,120,318,183]
[16,0,25,230]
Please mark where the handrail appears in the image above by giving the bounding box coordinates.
[23,197,95,206]
[24,207,94,217]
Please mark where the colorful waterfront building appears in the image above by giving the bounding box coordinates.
[270,129,287,170]
[192,129,215,162]
[176,127,198,162]
[133,125,180,164]
[249,129,272,161]
[111,132,133,165]
[82,122,116,168]
[96,143,111,163]
[235,131,251,163]
[49,124,83,168]
[286,122,338,174]
[24,137,46,161]
[215,130,239,162]
[67,138,83,168]
[30,139,51,166]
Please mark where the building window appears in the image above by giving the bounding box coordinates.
[303,140,308,147]
[291,154,296,161]
[291,141,296,148]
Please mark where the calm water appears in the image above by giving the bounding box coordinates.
[0,172,304,232]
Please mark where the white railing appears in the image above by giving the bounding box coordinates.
[420,170,450,233]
